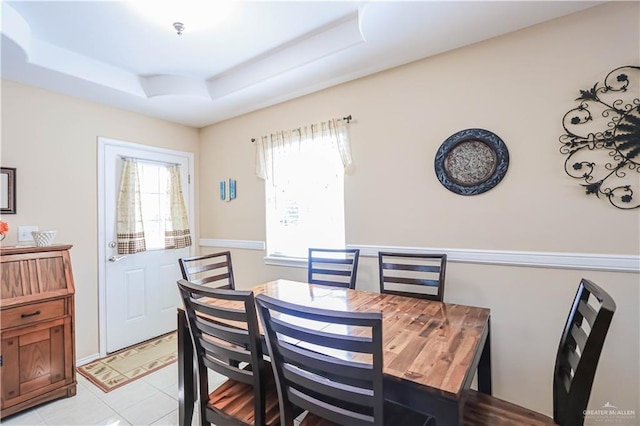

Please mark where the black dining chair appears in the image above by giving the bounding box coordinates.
[179,251,235,289]
[177,279,280,426]
[307,248,360,289]
[255,293,435,426]
[464,278,616,426]
[378,252,447,301]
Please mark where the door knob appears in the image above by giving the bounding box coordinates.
[108,255,126,262]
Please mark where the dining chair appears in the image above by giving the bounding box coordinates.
[255,293,435,426]
[177,279,280,426]
[378,252,447,301]
[179,251,235,289]
[463,278,616,426]
[307,248,360,289]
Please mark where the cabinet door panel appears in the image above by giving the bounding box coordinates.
[19,330,51,386]
[1,321,71,409]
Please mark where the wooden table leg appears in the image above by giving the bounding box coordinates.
[178,309,195,426]
[477,317,493,395]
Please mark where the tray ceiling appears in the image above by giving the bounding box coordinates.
[1,1,602,127]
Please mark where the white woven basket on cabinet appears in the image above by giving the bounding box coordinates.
[32,230,56,247]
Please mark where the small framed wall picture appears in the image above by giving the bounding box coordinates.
[1,167,16,214]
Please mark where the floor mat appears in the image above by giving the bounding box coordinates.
[77,332,177,393]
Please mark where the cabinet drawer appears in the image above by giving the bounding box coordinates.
[1,300,65,329]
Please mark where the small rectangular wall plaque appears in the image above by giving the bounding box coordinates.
[229,179,236,200]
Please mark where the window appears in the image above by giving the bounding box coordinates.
[138,162,170,250]
[259,119,351,259]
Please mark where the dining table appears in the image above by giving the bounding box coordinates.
[177,279,492,426]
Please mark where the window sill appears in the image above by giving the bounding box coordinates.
[264,255,307,268]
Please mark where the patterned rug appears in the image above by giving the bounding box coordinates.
[77,332,177,393]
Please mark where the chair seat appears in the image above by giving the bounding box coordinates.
[299,402,435,426]
[463,390,557,426]
[208,375,281,426]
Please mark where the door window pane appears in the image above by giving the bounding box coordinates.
[138,163,169,250]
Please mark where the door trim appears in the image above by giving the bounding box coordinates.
[97,136,195,357]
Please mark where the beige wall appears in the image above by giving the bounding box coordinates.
[0,80,199,359]
[0,1,637,421]
[199,2,640,420]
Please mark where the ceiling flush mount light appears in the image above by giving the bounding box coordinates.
[173,22,185,35]
[128,1,232,33]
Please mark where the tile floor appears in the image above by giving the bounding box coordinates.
[2,362,220,426]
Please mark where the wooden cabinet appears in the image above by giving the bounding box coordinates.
[0,245,76,418]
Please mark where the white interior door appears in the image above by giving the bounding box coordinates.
[99,138,194,354]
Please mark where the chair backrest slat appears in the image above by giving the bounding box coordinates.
[192,273,232,286]
[313,257,355,265]
[188,261,231,275]
[278,340,374,385]
[383,276,440,287]
[577,299,597,328]
[378,252,447,301]
[559,345,580,374]
[194,316,250,346]
[271,316,375,353]
[283,363,374,406]
[381,262,441,273]
[553,278,616,426]
[569,323,588,353]
[179,251,235,290]
[198,332,253,366]
[289,387,374,426]
[192,298,249,323]
[256,294,384,426]
[203,352,254,384]
[308,248,360,289]
[312,268,353,277]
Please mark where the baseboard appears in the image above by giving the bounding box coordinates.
[76,353,101,367]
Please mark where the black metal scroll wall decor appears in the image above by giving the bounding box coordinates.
[559,65,640,210]
[434,128,509,195]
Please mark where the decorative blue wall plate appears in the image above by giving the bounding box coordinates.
[434,128,509,196]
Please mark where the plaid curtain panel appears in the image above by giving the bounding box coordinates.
[116,159,147,255]
[165,165,192,249]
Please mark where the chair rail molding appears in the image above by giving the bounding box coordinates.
[199,238,265,251]
[198,239,639,272]
[348,244,639,273]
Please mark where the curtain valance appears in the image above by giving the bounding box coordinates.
[255,117,352,182]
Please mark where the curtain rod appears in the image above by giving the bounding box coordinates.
[250,115,352,143]
[120,155,180,167]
